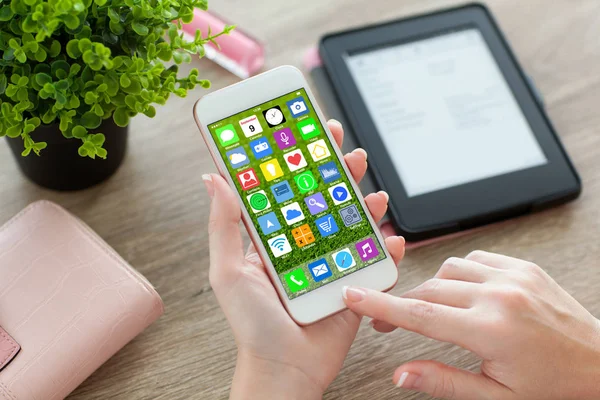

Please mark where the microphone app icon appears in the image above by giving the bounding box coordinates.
[273,128,296,149]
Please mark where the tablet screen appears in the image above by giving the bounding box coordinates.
[345,28,548,197]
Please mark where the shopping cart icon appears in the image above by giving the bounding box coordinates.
[319,217,333,232]
[315,214,339,237]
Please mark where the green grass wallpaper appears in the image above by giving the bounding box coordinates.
[208,88,385,299]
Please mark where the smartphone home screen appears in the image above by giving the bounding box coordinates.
[209,88,386,299]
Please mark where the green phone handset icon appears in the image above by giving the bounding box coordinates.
[285,268,309,293]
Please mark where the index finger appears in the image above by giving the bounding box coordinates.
[343,287,475,350]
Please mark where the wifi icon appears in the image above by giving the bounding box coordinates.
[271,238,286,250]
[268,234,292,257]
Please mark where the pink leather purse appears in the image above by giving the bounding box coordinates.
[0,201,164,400]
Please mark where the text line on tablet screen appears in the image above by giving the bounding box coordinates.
[345,28,548,197]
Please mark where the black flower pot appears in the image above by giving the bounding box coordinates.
[6,118,128,191]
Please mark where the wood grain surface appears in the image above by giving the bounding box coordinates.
[1,0,600,398]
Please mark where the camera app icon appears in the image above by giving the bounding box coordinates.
[290,101,306,114]
[286,97,309,118]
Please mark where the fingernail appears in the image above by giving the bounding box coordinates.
[378,190,389,202]
[329,118,342,128]
[396,372,409,388]
[353,147,368,160]
[342,286,366,302]
[395,372,422,389]
[202,174,214,198]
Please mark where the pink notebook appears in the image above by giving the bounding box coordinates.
[0,201,164,400]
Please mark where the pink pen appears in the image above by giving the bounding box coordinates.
[181,10,265,79]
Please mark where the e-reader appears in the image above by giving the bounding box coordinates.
[319,3,581,241]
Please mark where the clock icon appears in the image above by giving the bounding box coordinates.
[263,106,286,127]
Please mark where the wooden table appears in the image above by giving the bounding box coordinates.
[1,0,599,398]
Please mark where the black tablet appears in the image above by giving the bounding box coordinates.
[319,3,581,242]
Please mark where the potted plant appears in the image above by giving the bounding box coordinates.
[0,0,232,190]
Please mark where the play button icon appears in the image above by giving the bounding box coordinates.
[328,183,351,205]
[333,187,347,201]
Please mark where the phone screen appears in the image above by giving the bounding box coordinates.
[208,88,387,299]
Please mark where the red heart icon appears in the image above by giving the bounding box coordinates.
[287,153,302,166]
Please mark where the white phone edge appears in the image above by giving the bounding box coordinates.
[193,65,398,325]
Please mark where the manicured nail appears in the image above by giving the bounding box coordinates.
[396,372,409,388]
[353,147,368,160]
[202,174,214,198]
[378,190,389,202]
[329,118,342,128]
[395,371,422,389]
[342,286,366,302]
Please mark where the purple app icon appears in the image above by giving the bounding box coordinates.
[304,192,328,215]
[355,238,379,262]
[273,127,296,149]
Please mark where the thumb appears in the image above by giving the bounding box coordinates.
[394,360,507,400]
[204,174,245,287]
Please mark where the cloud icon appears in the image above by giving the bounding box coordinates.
[219,129,235,142]
[285,209,302,220]
[229,152,247,164]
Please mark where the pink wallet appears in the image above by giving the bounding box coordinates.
[0,201,164,400]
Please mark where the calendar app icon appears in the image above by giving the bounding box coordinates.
[239,115,263,137]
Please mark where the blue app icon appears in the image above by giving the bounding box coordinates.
[328,183,351,205]
[225,146,249,168]
[250,137,273,159]
[286,97,309,118]
[315,214,339,237]
[318,161,341,183]
[333,187,348,201]
[270,181,294,203]
[257,212,281,235]
[308,258,332,282]
[333,248,356,271]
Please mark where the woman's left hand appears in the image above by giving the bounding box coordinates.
[205,120,405,400]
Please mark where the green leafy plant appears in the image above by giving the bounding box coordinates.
[0,0,233,158]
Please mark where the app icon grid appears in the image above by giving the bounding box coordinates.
[209,88,386,299]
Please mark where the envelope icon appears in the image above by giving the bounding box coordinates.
[312,263,329,277]
[308,258,332,282]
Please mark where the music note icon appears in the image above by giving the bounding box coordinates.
[361,243,373,258]
[355,238,379,261]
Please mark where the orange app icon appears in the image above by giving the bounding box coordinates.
[291,224,315,248]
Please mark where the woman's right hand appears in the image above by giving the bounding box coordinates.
[343,250,600,400]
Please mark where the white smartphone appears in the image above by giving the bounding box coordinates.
[194,66,398,325]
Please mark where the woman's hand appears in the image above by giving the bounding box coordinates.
[204,120,406,400]
[343,251,600,400]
